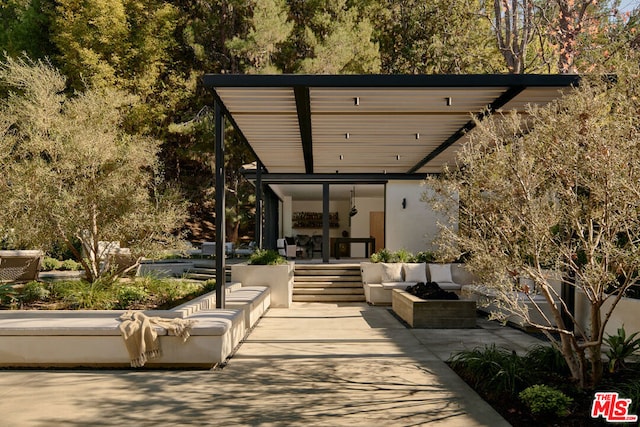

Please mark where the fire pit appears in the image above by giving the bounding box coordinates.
[392,284,476,328]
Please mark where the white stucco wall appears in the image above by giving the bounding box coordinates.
[385,180,456,254]
[350,196,385,257]
[282,196,293,237]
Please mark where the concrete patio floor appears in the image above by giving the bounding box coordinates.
[0,303,544,426]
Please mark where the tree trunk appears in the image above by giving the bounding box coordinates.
[588,303,604,386]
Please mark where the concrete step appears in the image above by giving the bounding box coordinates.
[294,269,361,276]
[293,287,365,295]
[294,275,361,282]
[292,263,363,303]
[294,281,362,288]
[293,294,366,302]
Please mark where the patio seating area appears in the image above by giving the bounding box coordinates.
[0,301,546,426]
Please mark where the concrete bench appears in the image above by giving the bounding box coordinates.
[0,309,245,368]
[226,286,271,329]
[0,283,270,368]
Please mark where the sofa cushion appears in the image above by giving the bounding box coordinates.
[403,263,427,283]
[381,282,414,290]
[361,262,383,284]
[436,282,463,291]
[428,263,452,283]
[381,263,403,282]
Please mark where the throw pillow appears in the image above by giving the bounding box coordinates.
[428,263,452,283]
[381,263,403,283]
[403,263,427,283]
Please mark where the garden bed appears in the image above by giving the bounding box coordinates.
[0,276,216,311]
[449,343,640,426]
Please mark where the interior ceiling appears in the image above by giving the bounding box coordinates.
[204,74,579,195]
[270,183,384,201]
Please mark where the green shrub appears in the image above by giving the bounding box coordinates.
[41,257,62,271]
[519,385,573,417]
[524,344,571,377]
[61,281,115,310]
[394,248,413,263]
[115,284,149,309]
[19,281,50,303]
[604,326,640,373]
[615,377,640,414]
[0,283,18,306]
[370,248,394,263]
[60,259,81,271]
[203,279,216,293]
[413,251,436,263]
[449,344,531,397]
[249,249,286,265]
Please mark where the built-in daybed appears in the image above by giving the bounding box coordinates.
[0,283,270,368]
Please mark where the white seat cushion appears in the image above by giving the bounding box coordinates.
[403,263,427,283]
[381,282,414,290]
[381,263,403,282]
[428,263,453,283]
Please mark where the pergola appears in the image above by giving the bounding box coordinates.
[203,74,579,308]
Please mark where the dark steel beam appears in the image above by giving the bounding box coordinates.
[204,74,580,89]
[241,172,436,184]
[322,183,330,263]
[294,86,314,173]
[407,85,527,174]
[255,160,263,249]
[214,99,226,309]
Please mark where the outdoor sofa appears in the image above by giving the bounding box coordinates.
[361,262,474,305]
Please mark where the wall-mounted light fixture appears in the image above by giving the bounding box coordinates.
[402,198,407,209]
[354,97,360,106]
[345,132,350,139]
[416,133,420,139]
[446,97,453,106]
[396,154,400,160]
[339,154,344,160]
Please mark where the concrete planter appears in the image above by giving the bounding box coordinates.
[231,262,295,308]
[137,260,195,278]
[392,289,476,328]
[576,289,640,336]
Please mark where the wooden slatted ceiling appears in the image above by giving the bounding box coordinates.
[214,83,571,175]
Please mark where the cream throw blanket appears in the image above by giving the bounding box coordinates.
[118,311,197,367]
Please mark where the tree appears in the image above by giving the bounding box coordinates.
[428,64,640,389]
[488,0,537,73]
[225,0,293,73]
[0,56,187,282]
[377,0,504,74]
[281,0,381,73]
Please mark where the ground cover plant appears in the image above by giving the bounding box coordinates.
[449,335,640,426]
[0,277,216,310]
